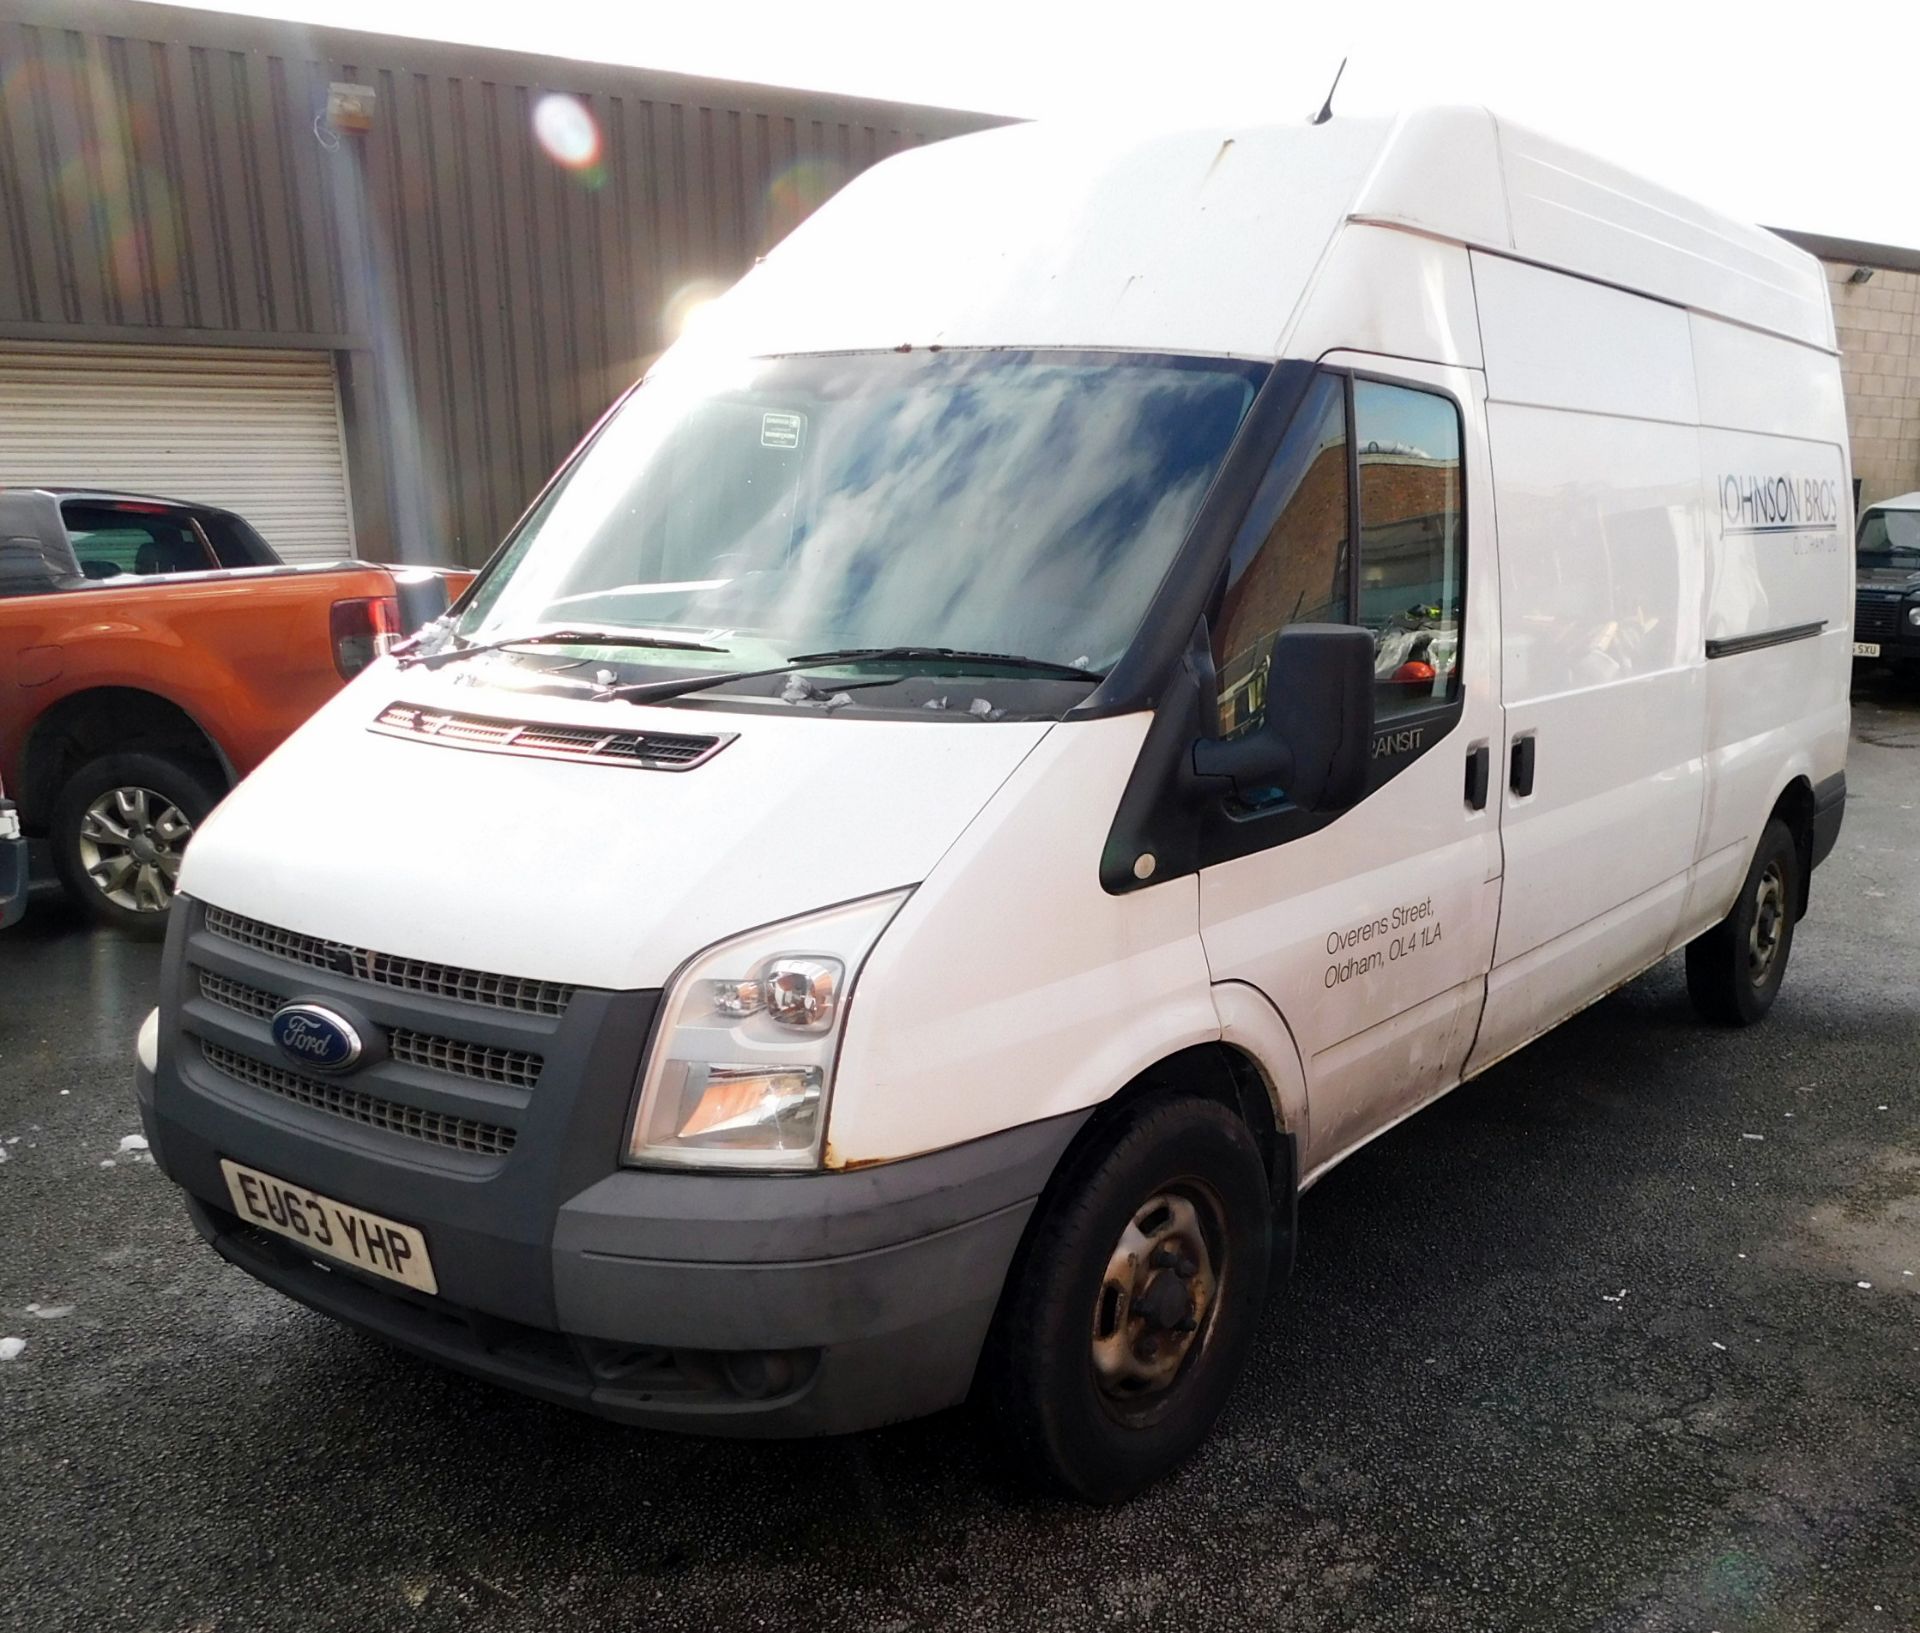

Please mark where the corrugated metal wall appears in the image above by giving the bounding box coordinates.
[0,0,1003,563]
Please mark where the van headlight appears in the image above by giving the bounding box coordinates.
[625,889,911,1170]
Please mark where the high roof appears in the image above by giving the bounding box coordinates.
[686,107,1834,366]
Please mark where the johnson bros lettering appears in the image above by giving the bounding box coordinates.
[1719,474,1840,536]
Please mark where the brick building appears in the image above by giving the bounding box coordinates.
[1773,229,1920,511]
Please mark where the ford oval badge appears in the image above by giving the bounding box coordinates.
[270,1004,363,1072]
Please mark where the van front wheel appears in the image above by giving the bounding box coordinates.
[982,1095,1272,1503]
[1685,817,1800,1026]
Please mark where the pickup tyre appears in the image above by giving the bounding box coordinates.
[50,750,222,936]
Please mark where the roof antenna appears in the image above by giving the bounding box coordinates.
[1311,58,1347,126]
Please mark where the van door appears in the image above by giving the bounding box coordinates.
[1197,357,1504,1178]
[1463,255,1708,1072]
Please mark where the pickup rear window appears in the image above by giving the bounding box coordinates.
[62,504,217,580]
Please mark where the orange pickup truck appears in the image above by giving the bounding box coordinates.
[0,488,468,935]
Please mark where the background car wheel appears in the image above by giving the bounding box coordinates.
[50,751,220,938]
[981,1094,1273,1503]
[1685,816,1800,1026]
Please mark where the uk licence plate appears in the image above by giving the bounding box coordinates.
[221,1158,438,1293]
[1854,641,1881,658]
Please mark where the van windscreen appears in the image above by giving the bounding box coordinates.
[458,349,1265,693]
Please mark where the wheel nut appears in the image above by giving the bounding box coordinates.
[1176,1256,1198,1279]
[1148,1245,1176,1269]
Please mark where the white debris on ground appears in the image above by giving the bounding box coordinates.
[1601,1289,1628,1303]
[0,1337,24,1361]
[98,1159,114,1169]
[24,1304,73,1320]
[1857,1281,1874,1290]
[1711,1342,1727,1351]
[1741,1133,1766,1141]
[117,1134,148,1153]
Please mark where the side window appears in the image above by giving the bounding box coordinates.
[1211,372,1349,737]
[199,512,278,568]
[1353,381,1463,721]
[61,505,215,580]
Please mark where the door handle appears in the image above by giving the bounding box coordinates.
[1510,734,1536,798]
[1465,743,1490,810]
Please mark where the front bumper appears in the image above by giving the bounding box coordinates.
[1852,593,1920,662]
[0,813,26,929]
[143,1056,1079,1436]
[141,899,1083,1436]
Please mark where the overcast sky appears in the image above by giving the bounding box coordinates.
[172,0,1920,249]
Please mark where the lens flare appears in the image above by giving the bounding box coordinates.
[759,156,846,251]
[664,279,729,340]
[12,53,184,306]
[532,93,603,186]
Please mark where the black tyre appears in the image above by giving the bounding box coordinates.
[1685,817,1799,1026]
[50,751,221,938]
[982,1094,1273,1503]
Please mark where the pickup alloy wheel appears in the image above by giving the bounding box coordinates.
[51,751,222,937]
[78,785,194,913]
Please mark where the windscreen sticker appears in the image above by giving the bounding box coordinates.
[761,411,804,450]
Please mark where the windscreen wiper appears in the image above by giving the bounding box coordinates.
[397,628,729,671]
[598,645,1106,705]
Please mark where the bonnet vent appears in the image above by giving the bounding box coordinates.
[371,703,732,770]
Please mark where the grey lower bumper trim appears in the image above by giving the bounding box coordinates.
[554,1110,1088,1263]
[1811,771,1846,871]
[0,834,26,929]
[160,1094,1088,1438]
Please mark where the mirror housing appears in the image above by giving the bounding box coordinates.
[1193,623,1375,813]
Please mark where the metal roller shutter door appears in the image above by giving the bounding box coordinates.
[0,342,355,562]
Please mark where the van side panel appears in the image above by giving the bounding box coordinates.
[1467,253,1708,1069]
[1492,118,1834,351]
[1680,315,1851,942]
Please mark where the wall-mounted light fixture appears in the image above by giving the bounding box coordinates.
[327,82,377,134]
[1847,267,1875,284]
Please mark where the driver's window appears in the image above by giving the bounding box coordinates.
[1211,372,1349,738]
[1353,381,1463,720]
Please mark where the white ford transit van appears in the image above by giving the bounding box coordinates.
[137,108,1852,1501]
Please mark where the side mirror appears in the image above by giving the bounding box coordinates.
[388,567,454,637]
[1193,623,1375,812]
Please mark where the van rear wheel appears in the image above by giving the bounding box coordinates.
[1685,817,1799,1026]
[981,1095,1272,1503]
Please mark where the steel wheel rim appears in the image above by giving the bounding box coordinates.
[1748,860,1786,985]
[1089,1182,1226,1422]
[76,786,192,913]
